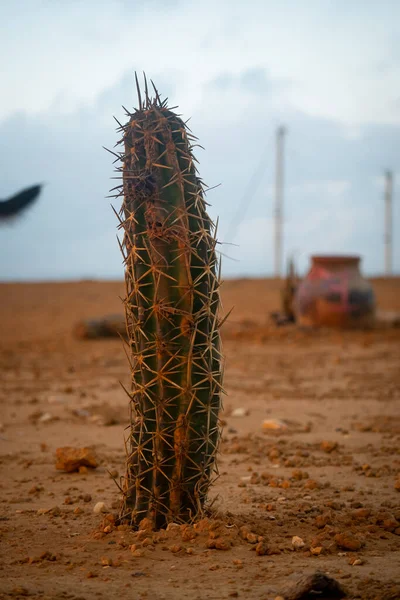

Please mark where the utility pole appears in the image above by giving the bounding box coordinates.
[274,126,286,278]
[384,170,393,276]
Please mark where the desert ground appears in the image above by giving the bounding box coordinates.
[0,277,399,600]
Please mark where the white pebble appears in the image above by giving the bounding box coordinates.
[231,407,249,418]
[39,412,54,424]
[93,502,107,514]
[292,535,305,549]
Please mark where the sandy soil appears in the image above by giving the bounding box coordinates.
[0,277,399,600]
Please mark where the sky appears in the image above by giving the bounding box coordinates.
[0,0,399,280]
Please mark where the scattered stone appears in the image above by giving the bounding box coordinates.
[292,470,309,481]
[83,493,92,503]
[37,508,50,515]
[394,479,400,492]
[212,537,232,551]
[310,546,323,555]
[255,540,270,556]
[348,556,364,566]
[315,513,332,529]
[85,571,98,578]
[138,517,154,532]
[74,314,126,340]
[352,508,371,520]
[231,407,249,418]
[292,536,305,550]
[334,532,362,551]
[38,412,57,424]
[320,440,338,453]
[281,571,346,600]
[304,479,319,490]
[10,586,30,596]
[93,502,107,514]
[55,447,98,473]
[262,419,288,431]
[73,507,83,515]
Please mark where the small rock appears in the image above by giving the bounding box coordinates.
[255,540,270,556]
[37,508,50,515]
[352,508,371,520]
[213,537,232,551]
[39,412,56,424]
[11,586,30,596]
[348,556,364,566]
[55,447,98,473]
[93,502,107,514]
[292,536,305,549]
[304,479,319,490]
[334,532,362,551]
[395,479,400,492]
[73,507,83,515]
[262,419,288,431]
[281,571,346,600]
[138,517,154,531]
[310,546,323,555]
[231,407,249,418]
[315,513,332,529]
[320,441,338,453]
[83,494,92,503]
[85,571,98,578]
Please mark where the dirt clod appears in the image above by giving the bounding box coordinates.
[55,447,98,472]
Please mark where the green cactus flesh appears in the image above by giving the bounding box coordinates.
[114,78,223,529]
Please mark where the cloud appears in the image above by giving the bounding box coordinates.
[0,62,399,281]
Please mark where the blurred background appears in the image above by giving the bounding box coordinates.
[0,0,399,281]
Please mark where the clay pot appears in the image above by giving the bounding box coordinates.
[294,255,375,328]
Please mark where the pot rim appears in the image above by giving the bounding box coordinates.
[311,254,360,264]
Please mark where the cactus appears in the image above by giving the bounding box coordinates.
[111,75,223,529]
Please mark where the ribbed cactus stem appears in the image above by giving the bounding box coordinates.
[112,76,223,529]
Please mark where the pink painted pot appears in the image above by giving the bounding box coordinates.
[294,255,375,328]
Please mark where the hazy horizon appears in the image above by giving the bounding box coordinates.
[1,0,399,281]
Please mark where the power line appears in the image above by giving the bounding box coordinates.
[224,142,271,244]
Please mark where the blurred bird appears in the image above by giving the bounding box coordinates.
[0,184,42,220]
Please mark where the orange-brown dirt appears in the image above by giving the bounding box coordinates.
[0,277,399,600]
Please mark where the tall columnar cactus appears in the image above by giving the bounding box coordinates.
[112,76,223,529]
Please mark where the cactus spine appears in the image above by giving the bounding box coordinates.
[113,76,223,529]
